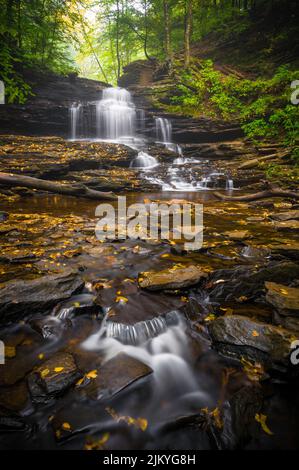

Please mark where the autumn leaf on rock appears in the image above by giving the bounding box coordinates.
[255,413,273,435]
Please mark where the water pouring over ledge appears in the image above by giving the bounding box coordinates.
[68,86,235,189]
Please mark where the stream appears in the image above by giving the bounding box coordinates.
[0,87,298,450]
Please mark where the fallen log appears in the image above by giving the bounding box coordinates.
[214,187,299,202]
[0,172,117,201]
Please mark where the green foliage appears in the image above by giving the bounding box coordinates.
[169,61,299,151]
[0,0,84,103]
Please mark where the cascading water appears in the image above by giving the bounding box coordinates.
[81,312,198,397]
[96,87,136,140]
[156,117,172,144]
[70,103,81,140]
[130,151,158,169]
[68,86,235,191]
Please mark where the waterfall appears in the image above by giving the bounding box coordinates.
[96,87,136,140]
[226,178,234,190]
[155,117,172,144]
[81,312,197,395]
[130,151,158,169]
[70,103,81,140]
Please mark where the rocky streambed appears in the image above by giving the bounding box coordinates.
[0,138,298,450]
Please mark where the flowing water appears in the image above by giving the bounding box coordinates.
[2,86,298,450]
[69,87,234,190]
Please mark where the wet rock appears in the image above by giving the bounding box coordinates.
[28,352,81,403]
[82,353,152,400]
[223,230,251,241]
[270,210,299,222]
[209,315,298,372]
[0,224,19,235]
[0,381,29,412]
[273,220,299,231]
[138,265,208,291]
[269,242,299,260]
[0,211,9,221]
[0,270,84,323]
[220,385,263,449]
[209,261,299,302]
[265,282,299,317]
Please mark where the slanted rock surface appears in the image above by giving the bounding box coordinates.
[209,315,298,371]
[138,264,208,291]
[82,353,152,400]
[0,270,84,323]
[265,282,299,317]
[28,352,81,403]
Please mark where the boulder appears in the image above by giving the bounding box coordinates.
[0,270,84,323]
[138,264,208,291]
[209,315,298,372]
[82,352,152,400]
[28,352,81,403]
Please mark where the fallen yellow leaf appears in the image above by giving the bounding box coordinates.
[40,368,50,378]
[255,413,273,435]
[54,367,64,373]
[62,422,71,431]
[86,370,98,379]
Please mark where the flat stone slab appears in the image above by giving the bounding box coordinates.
[209,315,298,371]
[270,210,299,222]
[138,264,208,291]
[265,282,299,316]
[274,220,299,231]
[28,352,81,403]
[269,242,299,259]
[0,270,84,323]
[223,230,251,241]
[82,352,152,400]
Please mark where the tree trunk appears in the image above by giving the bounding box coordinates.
[0,173,117,201]
[163,0,172,66]
[184,0,193,68]
[116,0,121,80]
[213,183,299,202]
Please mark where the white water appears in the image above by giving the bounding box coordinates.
[130,151,159,169]
[96,87,136,140]
[70,103,81,140]
[156,117,172,143]
[68,86,235,192]
[81,314,197,395]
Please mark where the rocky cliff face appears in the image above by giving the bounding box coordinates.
[0,70,108,137]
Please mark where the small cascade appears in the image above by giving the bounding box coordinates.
[106,311,180,345]
[81,312,197,395]
[70,103,81,140]
[226,178,234,190]
[130,151,158,169]
[156,117,172,144]
[96,87,136,140]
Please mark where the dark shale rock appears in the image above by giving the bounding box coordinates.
[138,265,208,291]
[220,385,263,449]
[0,270,84,323]
[209,315,298,372]
[269,242,299,260]
[265,282,299,317]
[270,210,299,222]
[209,261,299,302]
[28,352,81,403]
[82,352,152,400]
